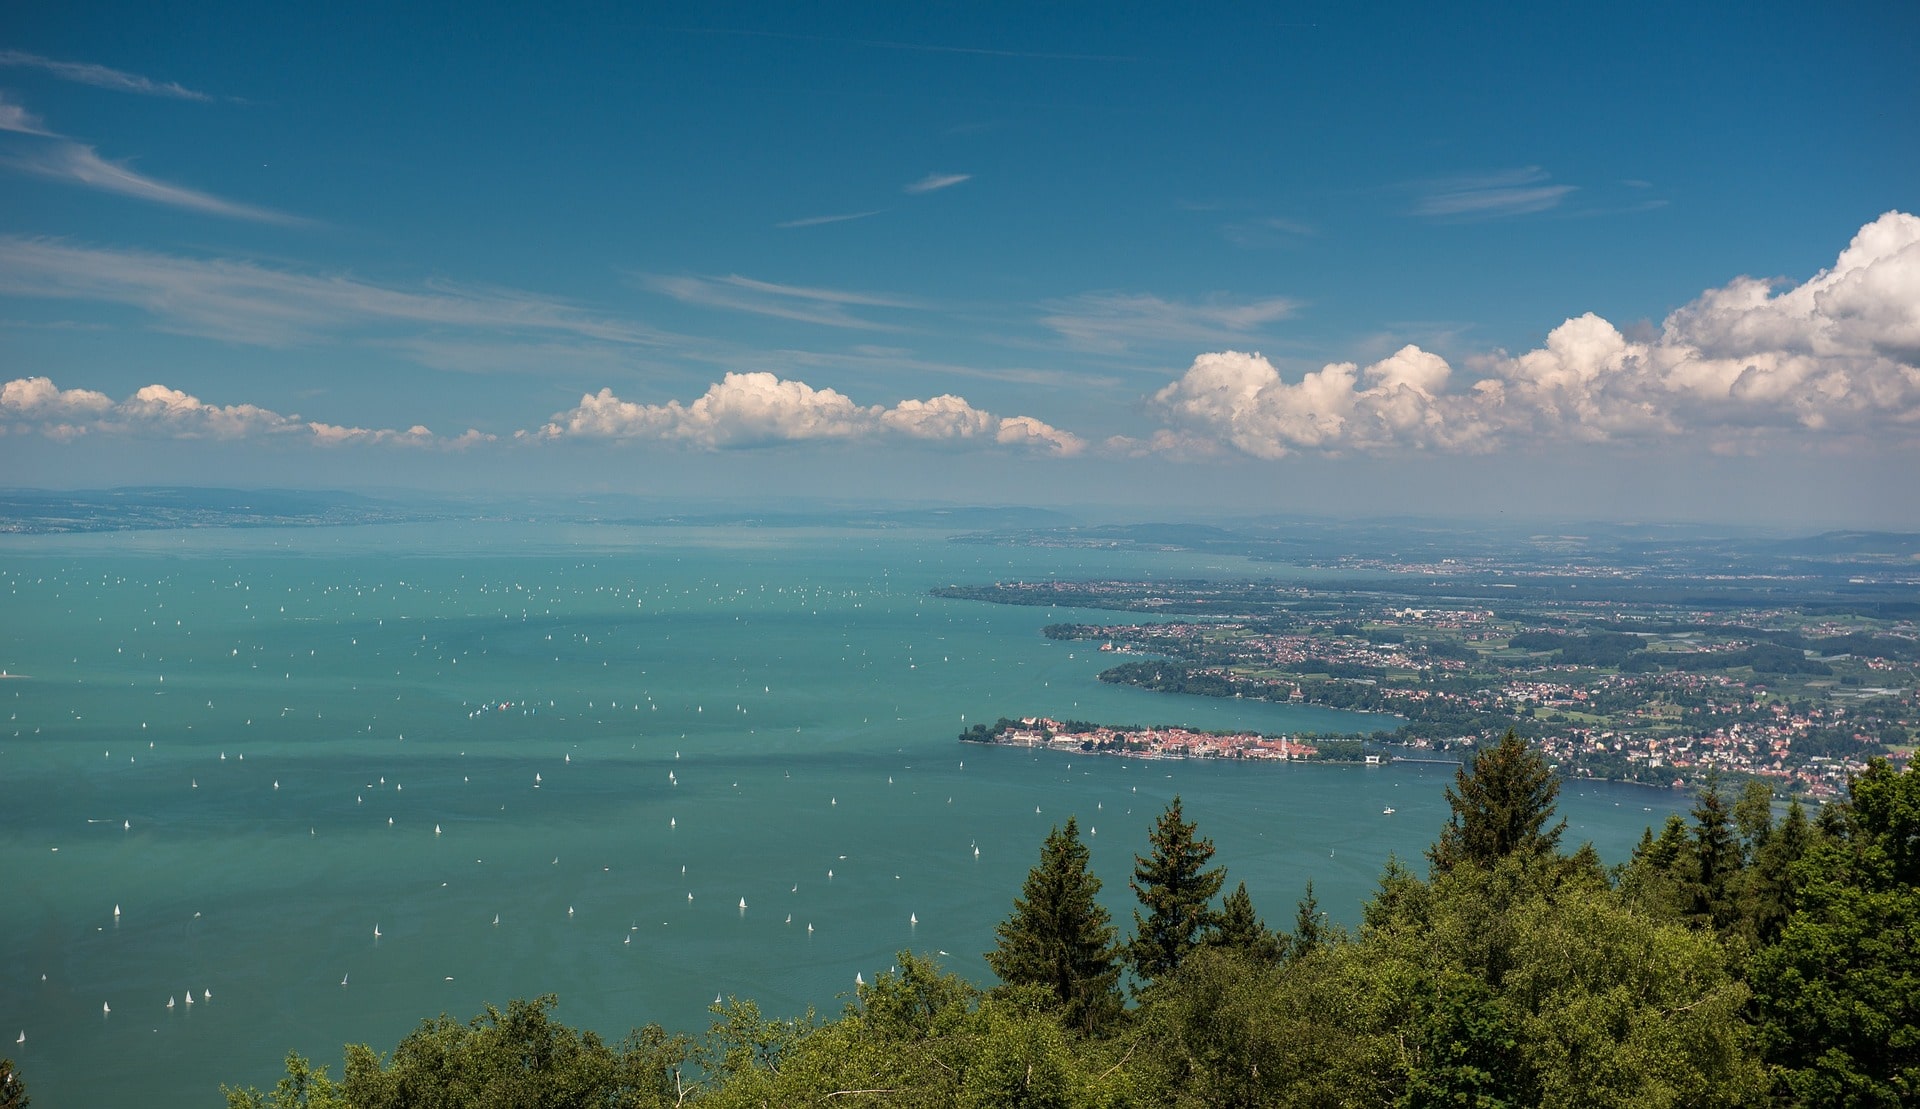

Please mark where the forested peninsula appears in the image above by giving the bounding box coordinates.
[90,742,1911,1108]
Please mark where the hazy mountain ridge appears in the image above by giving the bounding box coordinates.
[0,487,1074,535]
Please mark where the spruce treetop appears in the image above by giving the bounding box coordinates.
[1128,795,1227,986]
[1208,881,1284,963]
[985,817,1121,1034]
[1429,729,1566,874]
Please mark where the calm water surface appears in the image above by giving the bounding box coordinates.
[0,523,1687,1106]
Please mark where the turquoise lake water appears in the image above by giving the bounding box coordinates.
[0,522,1689,1106]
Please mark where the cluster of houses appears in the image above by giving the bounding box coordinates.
[980,716,1319,761]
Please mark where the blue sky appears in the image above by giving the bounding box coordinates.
[2,1,1917,525]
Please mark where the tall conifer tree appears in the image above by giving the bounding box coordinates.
[1290,880,1326,958]
[1208,881,1284,963]
[986,818,1121,1034]
[1429,729,1565,874]
[1127,796,1226,986]
[1687,775,1739,929]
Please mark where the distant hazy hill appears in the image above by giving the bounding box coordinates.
[0,487,1075,535]
[1761,531,1920,558]
[580,503,1073,530]
[0,486,426,533]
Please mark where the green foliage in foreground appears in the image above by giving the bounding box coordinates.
[228,756,1920,1108]
[222,997,693,1109]
[0,1058,28,1109]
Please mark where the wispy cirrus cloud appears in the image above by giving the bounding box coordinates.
[385,336,665,379]
[1220,216,1315,249]
[1040,291,1301,352]
[775,171,968,231]
[0,49,213,101]
[674,27,1137,63]
[822,346,1123,390]
[775,209,884,229]
[1,140,303,225]
[1411,166,1576,221]
[905,172,971,194]
[642,273,923,330]
[0,91,52,135]
[0,237,668,348]
[0,88,297,223]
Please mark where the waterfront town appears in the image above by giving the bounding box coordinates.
[962,715,1319,761]
[938,577,1918,799]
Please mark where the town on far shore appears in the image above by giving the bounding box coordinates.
[962,715,1321,761]
[933,525,1919,801]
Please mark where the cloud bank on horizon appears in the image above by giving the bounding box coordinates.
[1,370,1082,456]
[4,212,1916,460]
[0,376,490,449]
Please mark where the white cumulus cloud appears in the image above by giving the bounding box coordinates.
[1149,211,1920,457]
[533,371,1083,455]
[0,375,490,448]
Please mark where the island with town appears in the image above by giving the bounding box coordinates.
[961,715,1321,761]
